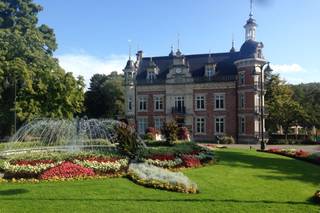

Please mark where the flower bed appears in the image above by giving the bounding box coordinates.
[73,157,128,176]
[2,160,59,179]
[40,162,95,180]
[127,163,198,193]
[142,150,215,169]
[260,148,320,166]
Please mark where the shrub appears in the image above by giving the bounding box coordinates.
[314,190,320,203]
[39,162,95,180]
[219,136,235,144]
[113,123,141,159]
[127,163,198,193]
[143,132,155,141]
[177,127,190,141]
[161,121,178,144]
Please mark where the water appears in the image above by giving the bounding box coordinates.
[3,118,144,154]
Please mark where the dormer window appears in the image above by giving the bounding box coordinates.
[205,64,216,78]
[147,72,156,81]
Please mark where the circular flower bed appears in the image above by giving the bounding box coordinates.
[0,143,215,193]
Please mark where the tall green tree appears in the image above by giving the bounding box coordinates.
[0,0,84,137]
[291,83,320,129]
[265,75,306,140]
[84,72,124,118]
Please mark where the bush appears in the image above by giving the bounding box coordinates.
[113,123,141,159]
[143,132,155,141]
[177,127,190,141]
[161,121,178,144]
[219,136,235,144]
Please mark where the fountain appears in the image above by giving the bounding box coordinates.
[1,118,145,156]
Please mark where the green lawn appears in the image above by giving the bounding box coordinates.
[0,149,319,213]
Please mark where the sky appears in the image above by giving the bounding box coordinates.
[34,0,320,87]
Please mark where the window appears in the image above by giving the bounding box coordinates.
[214,94,225,110]
[239,73,245,85]
[154,117,163,130]
[128,96,132,111]
[215,117,225,134]
[239,93,245,109]
[174,96,185,111]
[207,68,213,77]
[147,72,156,81]
[138,118,148,134]
[195,95,205,110]
[154,96,164,111]
[196,117,205,134]
[138,96,147,112]
[239,116,245,134]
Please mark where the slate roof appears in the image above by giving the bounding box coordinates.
[136,52,239,81]
[134,40,262,84]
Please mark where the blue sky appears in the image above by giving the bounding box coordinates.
[35,0,320,87]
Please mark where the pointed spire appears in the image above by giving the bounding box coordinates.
[230,34,236,52]
[169,45,174,56]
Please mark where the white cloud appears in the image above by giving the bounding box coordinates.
[56,53,128,89]
[272,64,304,73]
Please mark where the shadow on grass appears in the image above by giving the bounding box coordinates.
[0,197,316,205]
[217,150,320,185]
[0,189,29,196]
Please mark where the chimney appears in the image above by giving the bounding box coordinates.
[136,50,143,61]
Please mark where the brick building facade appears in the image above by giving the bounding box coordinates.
[123,12,270,143]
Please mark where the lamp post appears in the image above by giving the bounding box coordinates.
[255,62,273,150]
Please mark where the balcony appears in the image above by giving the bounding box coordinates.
[172,106,186,115]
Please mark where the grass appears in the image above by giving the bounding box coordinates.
[0,149,319,212]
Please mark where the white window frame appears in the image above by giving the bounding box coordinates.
[138,96,148,112]
[154,117,164,130]
[239,72,245,85]
[239,93,245,109]
[214,93,225,111]
[137,118,148,135]
[128,96,133,111]
[239,116,246,135]
[154,95,164,112]
[195,94,206,111]
[215,116,225,135]
[195,117,206,135]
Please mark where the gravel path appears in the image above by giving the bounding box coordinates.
[224,144,320,153]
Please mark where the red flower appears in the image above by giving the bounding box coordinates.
[13,160,55,166]
[39,162,95,180]
[149,154,176,161]
[181,155,201,168]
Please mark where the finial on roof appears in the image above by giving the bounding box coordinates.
[250,0,254,18]
[208,50,214,63]
[128,39,132,60]
[230,34,236,52]
[169,45,174,56]
[177,33,180,51]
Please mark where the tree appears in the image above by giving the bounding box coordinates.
[0,0,84,137]
[265,75,306,140]
[291,83,320,129]
[84,72,124,118]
